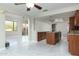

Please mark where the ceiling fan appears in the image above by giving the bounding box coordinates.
[14,3,42,11]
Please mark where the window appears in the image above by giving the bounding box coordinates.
[5,21,17,31]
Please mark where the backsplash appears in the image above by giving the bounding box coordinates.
[74,26,79,30]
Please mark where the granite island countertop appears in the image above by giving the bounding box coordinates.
[68,31,79,35]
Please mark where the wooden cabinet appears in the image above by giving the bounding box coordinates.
[69,10,79,27]
[37,32,46,41]
[68,35,79,55]
[74,10,79,26]
[69,16,75,31]
[46,32,61,45]
[46,32,56,44]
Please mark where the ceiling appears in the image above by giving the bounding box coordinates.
[35,11,75,24]
[0,3,79,17]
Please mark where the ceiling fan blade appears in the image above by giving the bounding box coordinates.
[14,3,25,5]
[34,4,42,10]
[27,8,30,11]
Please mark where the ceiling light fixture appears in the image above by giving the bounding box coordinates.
[26,3,34,8]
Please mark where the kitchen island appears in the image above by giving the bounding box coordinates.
[46,32,61,45]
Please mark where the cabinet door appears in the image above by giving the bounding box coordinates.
[38,32,43,41]
[68,35,79,55]
[69,17,75,30]
[75,15,79,26]
[68,35,76,53]
[74,10,79,26]
[46,32,55,44]
[75,36,79,54]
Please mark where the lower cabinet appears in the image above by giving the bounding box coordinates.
[37,32,46,41]
[37,32,61,45]
[68,35,79,55]
[46,32,61,45]
[46,32,56,44]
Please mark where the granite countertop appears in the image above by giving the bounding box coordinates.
[68,34,79,35]
[38,31,60,33]
[68,31,79,35]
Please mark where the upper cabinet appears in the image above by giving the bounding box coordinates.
[69,16,75,31]
[74,10,79,26]
[69,10,79,30]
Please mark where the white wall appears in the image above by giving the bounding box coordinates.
[55,18,69,40]
[35,17,52,32]
[6,31,19,39]
[17,19,23,46]
[28,18,37,43]
[35,20,52,32]
[0,10,5,48]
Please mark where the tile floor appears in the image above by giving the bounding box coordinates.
[0,37,71,56]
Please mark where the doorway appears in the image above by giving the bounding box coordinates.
[22,23,29,44]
